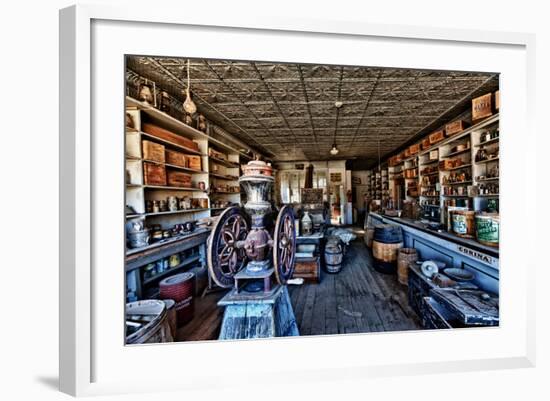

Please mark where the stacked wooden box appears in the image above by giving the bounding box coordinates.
[142,123,199,152]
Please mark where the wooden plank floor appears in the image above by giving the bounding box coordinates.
[288,240,422,335]
[176,238,421,341]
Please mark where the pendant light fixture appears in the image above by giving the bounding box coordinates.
[330,101,343,156]
[183,59,197,115]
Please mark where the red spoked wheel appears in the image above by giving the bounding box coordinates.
[207,206,249,288]
[273,205,296,285]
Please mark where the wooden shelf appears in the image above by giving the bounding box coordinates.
[209,156,239,168]
[476,177,499,182]
[475,157,499,165]
[476,137,500,147]
[140,131,203,156]
[143,208,209,217]
[442,194,470,198]
[210,191,240,195]
[443,148,471,158]
[142,158,206,174]
[476,194,499,197]
[444,163,472,171]
[420,160,438,166]
[125,209,209,219]
[442,181,472,186]
[144,185,205,192]
[209,172,239,181]
[126,213,142,219]
[142,255,201,285]
[418,114,499,156]
[420,195,440,198]
[126,183,142,188]
[421,171,439,177]
[127,96,250,157]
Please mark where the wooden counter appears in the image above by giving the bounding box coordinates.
[368,212,499,294]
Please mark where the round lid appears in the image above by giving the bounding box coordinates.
[242,159,273,175]
[159,272,194,286]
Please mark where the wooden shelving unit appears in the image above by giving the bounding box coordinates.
[124,96,262,302]
[377,113,499,222]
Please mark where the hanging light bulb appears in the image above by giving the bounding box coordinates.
[183,59,197,115]
[330,100,343,156]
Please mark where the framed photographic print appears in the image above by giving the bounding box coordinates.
[60,4,536,397]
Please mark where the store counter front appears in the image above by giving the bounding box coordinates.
[368,212,499,294]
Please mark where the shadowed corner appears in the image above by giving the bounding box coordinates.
[35,376,59,391]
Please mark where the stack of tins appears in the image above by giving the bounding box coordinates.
[372,225,403,274]
[324,237,343,273]
[397,248,418,285]
[159,272,195,327]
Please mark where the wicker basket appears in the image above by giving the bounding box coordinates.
[397,248,418,285]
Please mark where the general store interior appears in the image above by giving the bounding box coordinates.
[124,56,500,344]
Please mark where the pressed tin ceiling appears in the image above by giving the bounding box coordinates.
[126,56,498,164]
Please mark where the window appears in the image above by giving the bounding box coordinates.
[280,170,327,204]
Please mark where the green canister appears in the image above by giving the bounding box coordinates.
[475,213,499,247]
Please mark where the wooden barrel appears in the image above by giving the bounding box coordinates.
[372,225,403,274]
[126,300,171,344]
[159,272,195,327]
[324,240,343,273]
[451,210,475,238]
[475,213,499,247]
[397,248,418,285]
[365,227,375,248]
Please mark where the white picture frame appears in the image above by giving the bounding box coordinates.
[59,4,536,397]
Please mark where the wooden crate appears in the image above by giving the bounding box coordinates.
[165,149,186,167]
[421,138,431,150]
[472,93,493,122]
[429,149,439,161]
[292,257,320,283]
[409,143,420,155]
[408,263,436,318]
[167,170,192,188]
[445,120,468,136]
[142,140,165,163]
[430,288,499,326]
[438,160,455,171]
[495,90,500,110]
[187,155,202,170]
[422,297,454,329]
[142,123,199,152]
[429,130,445,144]
[143,162,166,186]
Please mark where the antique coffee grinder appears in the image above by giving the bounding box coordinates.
[207,158,299,339]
